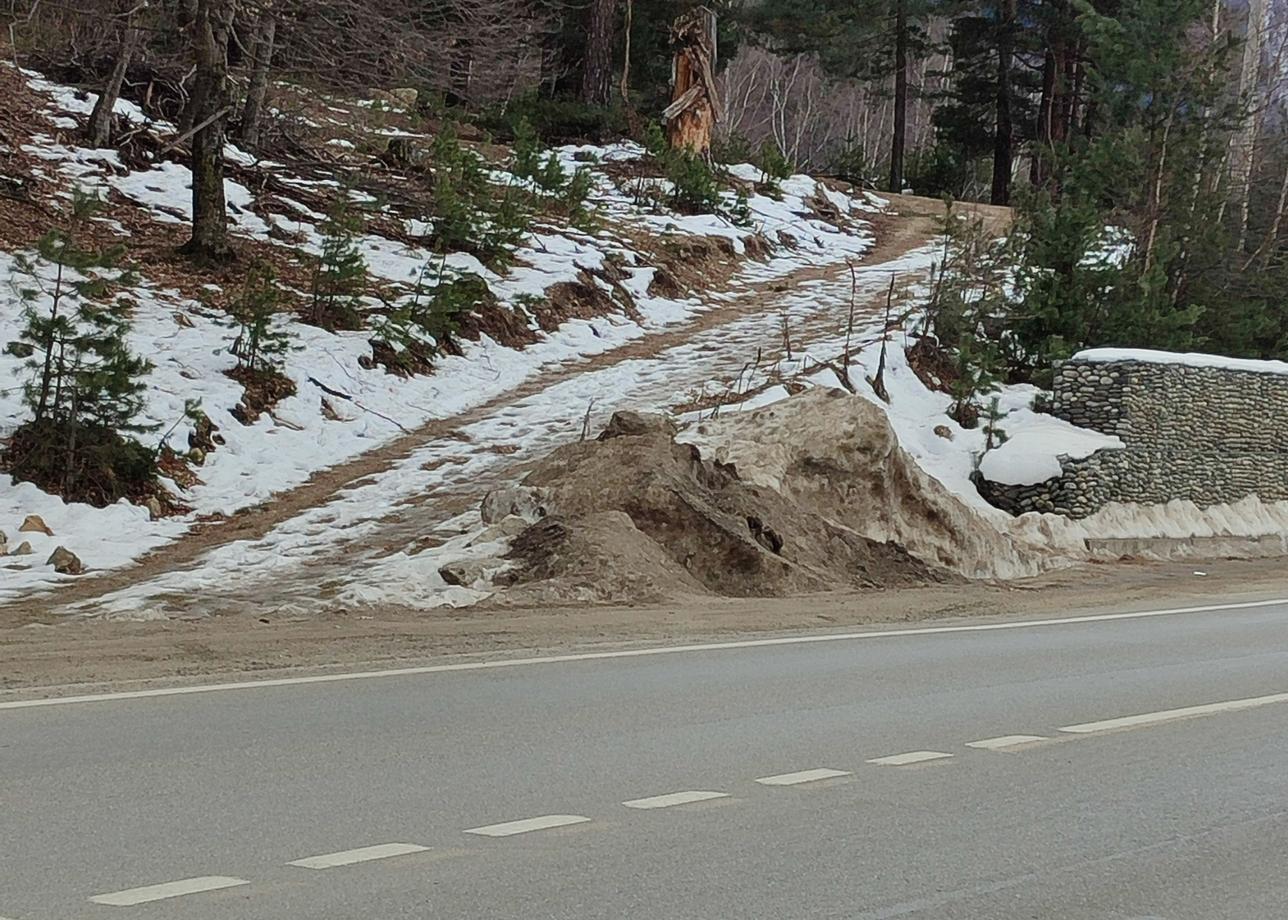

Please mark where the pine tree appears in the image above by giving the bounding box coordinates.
[6,190,157,506]
[227,261,294,374]
[371,259,491,376]
[310,196,368,330]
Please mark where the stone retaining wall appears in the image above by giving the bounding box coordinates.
[977,356,1288,518]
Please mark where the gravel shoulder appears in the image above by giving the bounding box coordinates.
[3,555,1286,699]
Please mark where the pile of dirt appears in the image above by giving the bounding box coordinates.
[496,408,941,606]
[686,388,1075,580]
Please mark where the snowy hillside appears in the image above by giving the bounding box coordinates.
[0,63,886,599]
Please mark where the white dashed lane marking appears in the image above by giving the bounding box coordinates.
[464,814,590,837]
[965,734,1049,751]
[755,768,851,786]
[622,790,730,809]
[867,750,954,766]
[1059,691,1288,735]
[89,876,250,906]
[287,843,430,869]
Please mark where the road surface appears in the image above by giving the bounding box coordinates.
[2,598,1287,919]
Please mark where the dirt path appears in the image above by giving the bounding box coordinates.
[3,554,1284,696]
[3,195,993,622]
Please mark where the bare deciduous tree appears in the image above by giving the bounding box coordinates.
[86,3,143,148]
[237,3,275,150]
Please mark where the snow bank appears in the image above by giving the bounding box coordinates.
[977,423,1122,486]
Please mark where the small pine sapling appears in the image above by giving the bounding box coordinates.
[756,140,792,199]
[982,396,1010,452]
[512,118,544,181]
[371,258,491,375]
[948,334,1001,430]
[310,196,368,330]
[5,189,158,506]
[228,261,295,375]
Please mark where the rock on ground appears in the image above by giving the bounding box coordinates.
[20,515,53,536]
[480,487,549,525]
[47,546,84,576]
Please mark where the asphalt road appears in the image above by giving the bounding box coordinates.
[2,599,1287,919]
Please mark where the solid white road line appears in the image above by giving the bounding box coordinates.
[89,876,250,906]
[4,597,1285,712]
[622,790,730,810]
[867,750,954,766]
[965,734,1049,751]
[287,843,429,870]
[1059,691,1288,735]
[755,768,851,786]
[464,814,590,837]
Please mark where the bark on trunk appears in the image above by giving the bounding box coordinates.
[990,0,1017,206]
[1231,0,1268,250]
[238,11,275,151]
[889,0,908,193]
[181,0,237,264]
[664,8,721,156]
[87,23,142,148]
[1030,48,1056,188]
[1262,158,1288,268]
[582,0,618,107]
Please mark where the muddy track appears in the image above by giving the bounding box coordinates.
[6,195,1004,621]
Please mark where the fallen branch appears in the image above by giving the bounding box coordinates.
[307,376,410,433]
[156,105,234,157]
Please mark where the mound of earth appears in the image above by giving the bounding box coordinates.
[495,409,943,606]
[686,387,1076,580]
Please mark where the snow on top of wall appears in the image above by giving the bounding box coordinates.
[976,423,1123,486]
[1074,348,1288,377]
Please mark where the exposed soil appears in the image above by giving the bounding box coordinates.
[0,193,975,621]
[2,555,1285,697]
[499,408,941,605]
[226,365,298,424]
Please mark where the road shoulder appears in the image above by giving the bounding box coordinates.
[3,556,1287,700]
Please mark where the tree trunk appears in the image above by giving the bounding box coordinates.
[1143,108,1175,272]
[1262,156,1288,268]
[1231,0,1268,250]
[238,10,275,151]
[990,0,1017,206]
[448,38,473,105]
[1030,48,1056,188]
[664,8,721,156]
[889,0,908,193]
[87,23,142,148]
[620,0,633,105]
[181,0,237,264]
[582,0,618,107]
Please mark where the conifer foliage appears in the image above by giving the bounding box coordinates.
[309,197,370,331]
[4,191,158,507]
[227,261,296,377]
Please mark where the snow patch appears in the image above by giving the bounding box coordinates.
[977,423,1122,486]
[1074,347,1288,377]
